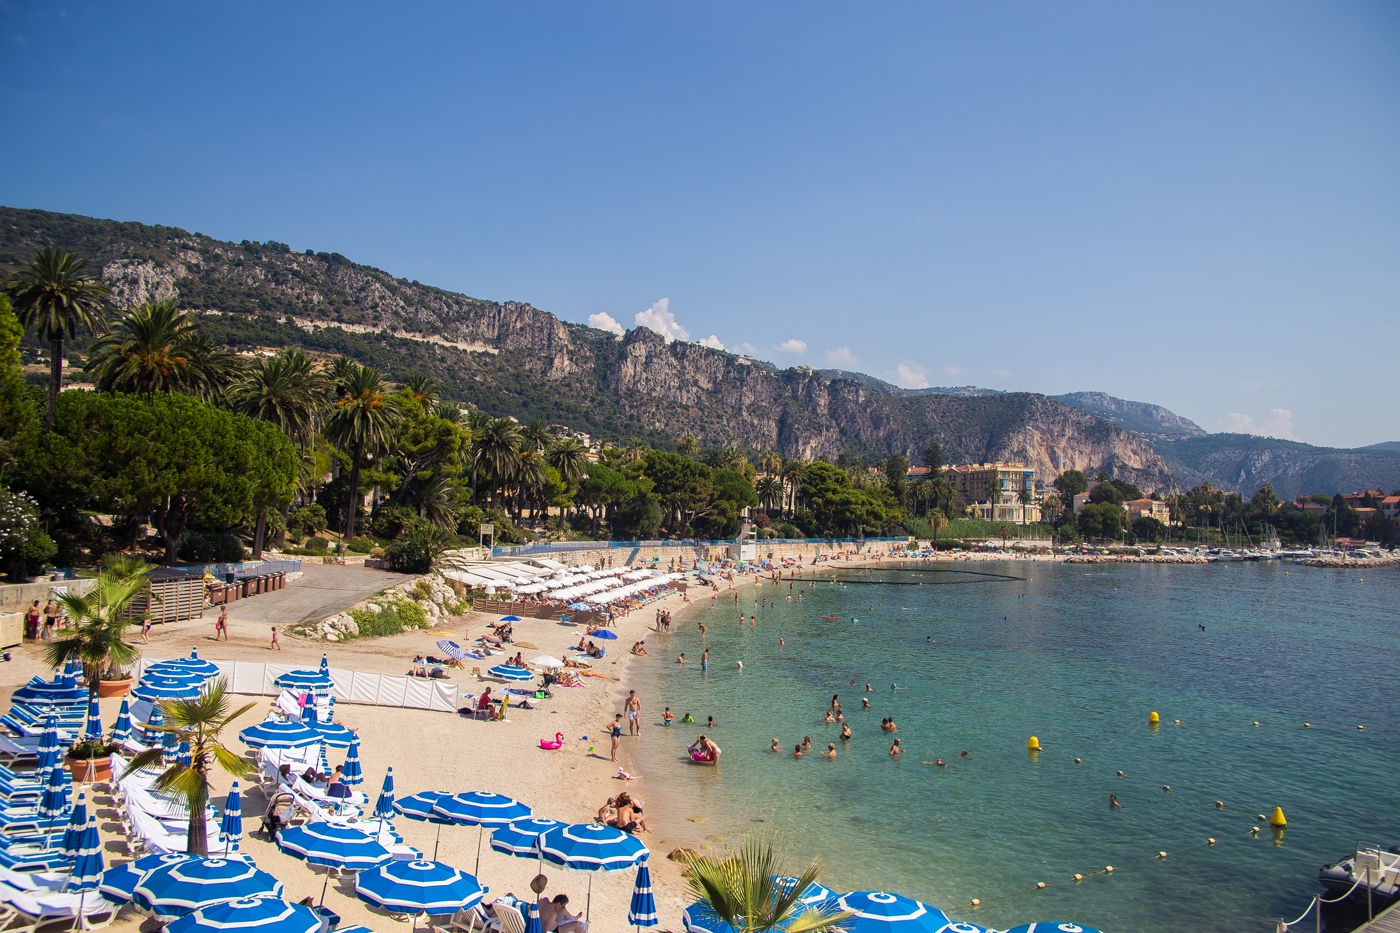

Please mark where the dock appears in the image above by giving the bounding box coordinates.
[1354,900,1400,933]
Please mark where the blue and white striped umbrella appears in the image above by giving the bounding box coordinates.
[63,797,104,892]
[111,697,132,743]
[316,741,331,778]
[35,714,63,772]
[930,924,989,933]
[497,616,523,623]
[435,640,468,662]
[832,891,952,933]
[220,783,243,854]
[98,853,190,904]
[537,823,648,872]
[490,818,564,857]
[374,769,396,822]
[354,859,483,917]
[37,759,71,823]
[319,654,330,674]
[134,856,285,920]
[160,650,222,679]
[239,720,322,749]
[144,661,213,682]
[275,670,334,691]
[309,722,357,749]
[487,665,533,682]
[162,723,180,755]
[61,791,90,858]
[524,901,542,933]
[82,695,104,742]
[132,676,201,702]
[394,791,456,824]
[1002,924,1103,933]
[176,739,192,768]
[774,876,836,906]
[61,657,82,687]
[278,821,392,872]
[433,792,532,828]
[341,738,364,787]
[628,862,658,928]
[165,897,322,933]
[143,703,164,741]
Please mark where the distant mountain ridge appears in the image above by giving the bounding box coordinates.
[1,205,1394,497]
[1052,391,1207,441]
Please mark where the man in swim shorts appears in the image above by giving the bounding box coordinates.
[625,690,642,736]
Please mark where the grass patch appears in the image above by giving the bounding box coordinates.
[348,599,429,639]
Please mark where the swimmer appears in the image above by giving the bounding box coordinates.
[771,738,780,753]
[823,711,835,724]
[889,738,903,757]
[680,713,694,723]
[736,661,743,669]
[840,722,852,740]
[960,750,969,759]
[1110,794,1123,809]
[865,683,873,692]
[707,716,717,728]
[824,743,837,759]
[861,697,870,709]
[802,736,812,751]
[835,710,844,722]
[677,653,686,665]
[779,637,784,646]
[793,745,805,758]
[935,758,946,767]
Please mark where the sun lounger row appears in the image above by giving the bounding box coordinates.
[0,879,117,932]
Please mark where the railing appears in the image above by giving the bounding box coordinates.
[491,537,911,558]
[168,559,303,578]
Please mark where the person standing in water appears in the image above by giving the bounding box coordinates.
[700,648,708,671]
[890,738,903,757]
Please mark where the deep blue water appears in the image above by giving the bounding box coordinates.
[633,560,1400,933]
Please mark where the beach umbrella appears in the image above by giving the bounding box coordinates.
[274,670,334,691]
[931,925,990,933]
[176,739,192,768]
[111,697,132,743]
[774,876,836,906]
[490,817,564,857]
[278,821,392,905]
[567,603,589,611]
[316,741,331,778]
[537,823,649,920]
[487,664,533,682]
[238,720,322,749]
[435,640,468,662]
[144,661,213,682]
[497,615,523,623]
[682,902,814,933]
[433,792,532,872]
[132,676,201,702]
[628,862,658,929]
[164,649,222,678]
[61,657,82,687]
[309,721,357,749]
[220,783,243,855]
[529,656,564,670]
[340,737,364,787]
[12,674,86,704]
[161,724,180,756]
[1002,925,1103,933]
[354,859,483,933]
[393,790,455,860]
[831,891,952,933]
[35,714,62,772]
[134,856,285,920]
[59,791,89,859]
[588,630,617,641]
[524,900,543,933]
[374,769,396,824]
[165,897,322,933]
[38,759,72,828]
[62,796,104,892]
[82,695,104,742]
[98,853,190,904]
[319,654,330,674]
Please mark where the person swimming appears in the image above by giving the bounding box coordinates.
[793,744,805,758]
[771,738,780,753]
[861,697,870,709]
[889,738,903,757]
[840,722,852,740]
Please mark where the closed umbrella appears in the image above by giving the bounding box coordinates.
[220,782,243,855]
[374,768,396,828]
[111,697,132,744]
[393,791,455,860]
[487,665,533,682]
[354,859,483,933]
[35,714,62,772]
[164,897,322,933]
[134,856,285,920]
[831,891,952,933]
[537,823,649,920]
[319,654,330,674]
[82,695,103,742]
[143,705,165,747]
[524,900,543,933]
[278,821,392,905]
[61,657,82,687]
[1002,925,1102,933]
[432,792,532,873]
[161,724,179,757]
[62,796,103,893]
[628,861,658,929]
[341,738,364,786]
[38,759,72,836]
[239,720,322,749]
[176,739,192,768]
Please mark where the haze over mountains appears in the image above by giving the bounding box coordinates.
[2,206,1397,500]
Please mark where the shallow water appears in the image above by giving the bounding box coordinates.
[632,560,1400,933]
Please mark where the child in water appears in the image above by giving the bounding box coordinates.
[662,708,674,727]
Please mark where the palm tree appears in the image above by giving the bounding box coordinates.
[325,365,402,544]
[985,473,1002,522]
[1017,486,1034,525]
[679,836,848,933]
[432,400,463,424]
[229,348,327,449]
[780,459,806,519]
[755,476,782,515]
[472,418,524,506]
[403,374,439,408]
[43,564,148,700]
[677,433,699,457]
[514,447,548,520]
[407,473,461,530]
[521,420,552,454]
[545,437,588,488]
[4,248,110,428]
[124,680,255,856]
[758,450,782,476]
[86,300,238,398]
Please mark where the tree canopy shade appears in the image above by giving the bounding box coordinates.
[3,248,110,428]
[85,299,244,401]
[0,297,37,463]
[25,392,298,563]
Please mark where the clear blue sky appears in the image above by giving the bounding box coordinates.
[2,2,1397,447]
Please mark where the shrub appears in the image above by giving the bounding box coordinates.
[0,487,56,579]
[347,535,375,554]
[290,504,328,537]
[369,546,384,558]
[347,599,429,639]
[371,505,418,542]
[177,530,247,563]
[306,536,330,554]
[384,522,449,574]
[412,580,432,600]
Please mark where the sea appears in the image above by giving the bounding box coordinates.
[631,559,1400,933]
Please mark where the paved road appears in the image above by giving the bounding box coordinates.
[222,563,415,626]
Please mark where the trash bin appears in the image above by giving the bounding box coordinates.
[225,571,237,585]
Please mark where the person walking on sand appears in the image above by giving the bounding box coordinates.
[270,626,281,650]
[140,617,152,644]
[606,713,624,761]
[625,690,642,736]
[215,606,228,641]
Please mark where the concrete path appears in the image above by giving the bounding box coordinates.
[223,563,415,626]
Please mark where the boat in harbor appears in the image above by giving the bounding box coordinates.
[1318,842,1400,908]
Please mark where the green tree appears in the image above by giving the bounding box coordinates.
[1054,470,1089,508]
[402,374,439,407]
[882,454,909,504]
[230,348,327,449]
[755,476,782,514]
[0,487,56,580]
[576,462,635,537]
[545,437,589,488]
[86,300,243,401]
[124,680,256,856]
[922,442,943,472]
[1131,515,1167,543]
[1079,501,1126,541]
[677,433,699,457]
[472,417,524,506]
[521,419,553,453]
[679,836,848,933]
[4,248,110,428]
[326,365,403,544]
[0,297,37,463]
[43,559,149,697]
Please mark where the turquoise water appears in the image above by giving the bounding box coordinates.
[632,561,1400,933]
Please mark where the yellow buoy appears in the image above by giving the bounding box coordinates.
[1027,736,1040,751]
[1270,807,1287,827]
[1149,711,1160,724]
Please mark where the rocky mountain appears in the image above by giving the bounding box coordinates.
[1156,435,1400,501]
[1053,391,1206,441]
[0,205,1203,494]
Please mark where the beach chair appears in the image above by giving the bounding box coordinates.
[431,904,490,933]
[491,904,526,933]
[0,881,118,932]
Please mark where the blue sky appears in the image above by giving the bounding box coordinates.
[2,2,1397,447]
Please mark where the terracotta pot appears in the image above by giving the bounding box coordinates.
[67,754,112,783]
[96,677,133,698]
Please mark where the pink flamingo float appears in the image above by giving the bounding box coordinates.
[538,732,564,750]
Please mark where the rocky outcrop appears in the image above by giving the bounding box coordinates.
[300,572,463,641]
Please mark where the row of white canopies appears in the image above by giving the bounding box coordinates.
[441,559,681,599]
[581,573,686,604]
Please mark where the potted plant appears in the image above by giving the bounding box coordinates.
[65,737,119,783]
[45,554,150,703]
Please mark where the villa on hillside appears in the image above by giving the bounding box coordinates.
[937,461,1041,524]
